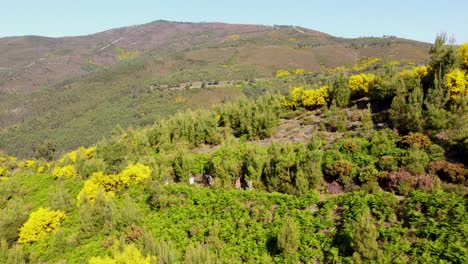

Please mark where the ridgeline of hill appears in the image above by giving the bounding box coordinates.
[0,20,431,158]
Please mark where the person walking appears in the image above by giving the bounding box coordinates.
[235,177,241,189]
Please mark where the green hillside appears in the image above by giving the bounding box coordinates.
[0,36,467,263]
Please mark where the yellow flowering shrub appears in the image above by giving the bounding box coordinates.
[291,87,304,102]
[118,163,151,186]
[398,65,430,79]
[18,208,66,243]
[323,66,348,74]
[294,68,305,75]
[25,160,36,168]
[225,34,240,41]
[282,86,329,109]
[0,166,6,176]
[84,146,97,159]
[458,43,468,70]
[77,164,151,205]
[281,98,297,109]
[348,73,377,95]
[37,166,45,174]
[445,68,468,99]
[52,165,77,178]
[77,177,116,206]
[275,69,291,78]
[302,86,329,108]
[59,146,96,165]
[352,57,382,72]
[88,244,154,264]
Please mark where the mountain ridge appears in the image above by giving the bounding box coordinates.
[0,20,430,93]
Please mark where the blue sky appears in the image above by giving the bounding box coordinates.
[2,0,467,43]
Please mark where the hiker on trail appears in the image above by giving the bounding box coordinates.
[235,177,241,189]
[189,175,195,185]
[207,175,213,186]
[247,179,253,190]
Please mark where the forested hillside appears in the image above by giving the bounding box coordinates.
[0,20,431,158]
[0,36,467,263]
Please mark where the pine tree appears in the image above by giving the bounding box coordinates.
[424,73,450,131]
[277,217,300,256]
[429,34,458,78]
[330,74,350,107]
[406,82,425,132]
[360,104,374,138]
[350,211,381,261]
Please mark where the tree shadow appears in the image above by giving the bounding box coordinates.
[265,236,281,256]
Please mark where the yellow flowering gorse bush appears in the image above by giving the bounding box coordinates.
[275,69,291,78]
[282,86,329,109]
[458,43,468,70]
[77,163,151,205]
[52,164,77,178]
[398,65,430,79]
[118,163,152,186]
[445,68,468,99]
[18,208,66,243]
[302,86,329,108]
[348,73,377,95]
[88,244,154,264]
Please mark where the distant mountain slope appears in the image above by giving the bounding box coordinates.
[0,20,433,157]
[0,20,430,93]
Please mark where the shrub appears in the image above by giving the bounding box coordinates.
[0,199,29,245]
[427,144,445,161]
[77,158,107,179]
[459,43,468,70]
[77,173,117,206]
[324,160,354,183]
[401,148,430,175]
[0,166,7,177]
[88,244,154,264]
[52,165,77,178]
[384,170,414,195]
[400,133,431,149]
[154,240,179,264]
[330,74,350,107]
[18,208,65,243]
[118,163,151,186]
[357,165,380,184]
[444,68,467,100]
[282,86,329,110]
[377,155,398,171]
[301,86,329,109]
[348,73,377,97]
[78,189,116,236]
[327,181,343,194]
[428,161,466,184]
[275,69,291,78]
[184,244,217,264]
[96,138,128,173]
[398,65,430,80]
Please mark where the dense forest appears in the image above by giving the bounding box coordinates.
[0,36,467,263]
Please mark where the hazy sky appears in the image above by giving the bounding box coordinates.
[2,0,467,43]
